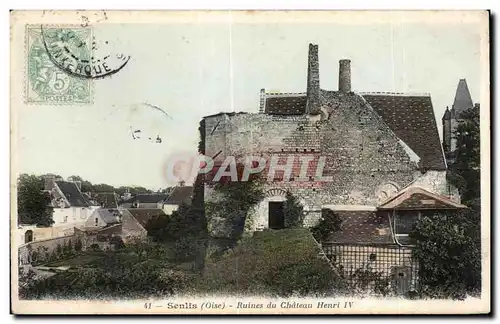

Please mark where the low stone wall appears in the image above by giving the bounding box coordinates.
[18,235,78,266]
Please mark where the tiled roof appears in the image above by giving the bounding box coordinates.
[264,95,307,115]
[55,181,90,207]
[377,186,467,210]
[361,94,446,170]
[93,192,119,208]
[122,193,168,204]
[326,211,394,244]
[164,186,194,205]
[126,208,167,227]
[96,208,122,224]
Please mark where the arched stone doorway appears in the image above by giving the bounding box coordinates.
[24,230,33,244]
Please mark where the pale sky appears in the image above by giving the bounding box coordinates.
[16,17,482,190]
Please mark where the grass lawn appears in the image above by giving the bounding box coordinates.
[200,228,343,296]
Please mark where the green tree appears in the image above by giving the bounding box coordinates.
[17,174,54,226]
[283,191,304,228]
[448,106,480,205]
[412,106,481,299]
[410,211,481,299]
[93,183,116,193]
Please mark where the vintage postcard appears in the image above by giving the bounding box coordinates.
[10,10,490,315]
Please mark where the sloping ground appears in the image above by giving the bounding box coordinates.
[200,228,344,297]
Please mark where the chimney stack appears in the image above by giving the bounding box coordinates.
[306,43,321,114]
[339,59,351,93]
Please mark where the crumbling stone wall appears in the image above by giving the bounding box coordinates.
[202,90,422,232]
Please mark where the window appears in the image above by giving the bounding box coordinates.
[63,216,68,223]
[395,211,420,236]
[369,253,377,261]
[72,208,76,220]
[95,218,99,226]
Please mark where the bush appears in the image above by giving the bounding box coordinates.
[109,236,125,250]
[74,239,83,251]
[311,209,342,242]
[283,191,304,228]
[410,211,481,299]
[89,244,101,251]
[173,236,200,263]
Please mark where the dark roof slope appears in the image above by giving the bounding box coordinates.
[55,181,90,207]
[164,186,194,205]
[122,194,168,204]
[326,211,394,244]
[126,208,167,227]
[264,95,306,115]
[94,192,119,208]
[361,94,446,170]
[96,208,122,224]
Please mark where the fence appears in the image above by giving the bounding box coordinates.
[321,242,419,296]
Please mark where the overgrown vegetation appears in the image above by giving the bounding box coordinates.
[283,191,304,228]
[145,174,207,267]
[200,228,343,297]
[19,246,194,299]
[411,211,481,299]
[411,106,481,299]
[311,209,342,242]
[17,174,54,226]
[204,163,265,240]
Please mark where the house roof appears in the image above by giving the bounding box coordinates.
[361,93,446,170]
[260,91,445,170]
[93,192,119,208]
[94,208,122,225]
[325,211,394,244]
[125,208,167,227]
[164,186,194,205]
[55,181,90,207]
[121,193,168,204]
[452,79,474,116]
[264,94,307,115]
[377,186,467,210]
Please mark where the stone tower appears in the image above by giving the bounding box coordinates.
[442,78,474,157]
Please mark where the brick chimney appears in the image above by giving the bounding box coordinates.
[306,43,321,115]
[338,59,351,93]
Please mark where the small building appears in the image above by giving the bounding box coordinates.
[41,175,99,234]
[163,186,194,214]
[120,194,168,209]
[120,208,168,241]
[322,185,466,295]
[85,208,122,228]
[74,224,123,251]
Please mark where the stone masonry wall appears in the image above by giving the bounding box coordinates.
[203,91,451,232]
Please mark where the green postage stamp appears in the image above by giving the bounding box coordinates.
[25,25,93,104]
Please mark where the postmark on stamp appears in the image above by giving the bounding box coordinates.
[25,25,93,104]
